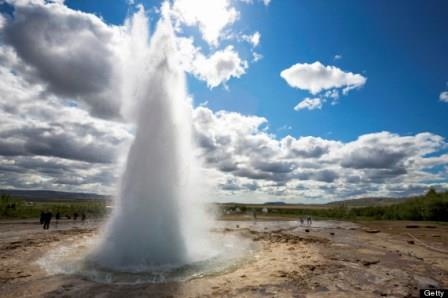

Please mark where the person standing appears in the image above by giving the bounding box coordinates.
[39,211,45,225]
[306,216,312,226]
[55,211,60,228]
[43,210,53,230]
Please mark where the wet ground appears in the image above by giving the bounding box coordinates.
[0,218,447,297]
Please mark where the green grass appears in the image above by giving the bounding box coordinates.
[4,188,447,222]
[222,189,448,222]
[0,194,108,219]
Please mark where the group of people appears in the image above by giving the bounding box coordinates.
[299,216,312,226]
[39,211,86,230]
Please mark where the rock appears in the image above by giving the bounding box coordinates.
[364,229,380,233]
[305,229,310,233]
[432,234,441,238]
[407,240,415,244]
[405,225,420,229]
[425,225,437,229]
[330,232,335,236]
[361,259,380,266]
[373,290,388,297]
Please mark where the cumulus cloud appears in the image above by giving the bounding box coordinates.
[192,106,447,202]
[440,91,448,102]
[0,156,119,194]
[281,61,366,111]
[177,38,248,88]
[193,46,247,88]
[2,1,124,118]
[171,0,238,46]
[338,132,444,171]
[294,97,322,111]
[0,71,131,193]
[281,136,341,159]
[168,0,265,88]
[242,31,260,47]
[281,61,366,95]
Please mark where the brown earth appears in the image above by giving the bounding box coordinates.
[0,218,447,297]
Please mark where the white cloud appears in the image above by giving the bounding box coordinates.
[280,61,366,95]
[192,107,448,202]
[0,49,131,193]
[252,51,263,62]
[334,54,342,60]
[198,46,247,87]
[171,0,238,46]
[281,61,366,111]
[323,89,339,100]
[169,0,263,88]
[294,97,322,111]
[242,31,260,47]
[2,0,125,119]
[440,91,448,102]
[262,0,271,6]
[177,38,248,88]
[239,0,271,6]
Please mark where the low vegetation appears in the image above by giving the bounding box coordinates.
[0,194,108,219]
[2,188,447,221]
[223,189,448,222]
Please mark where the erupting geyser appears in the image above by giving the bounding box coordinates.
[90,9,210,271]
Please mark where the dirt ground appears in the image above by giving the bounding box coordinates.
[0,218,447,297]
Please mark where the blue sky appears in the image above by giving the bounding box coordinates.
[64,0,448,141]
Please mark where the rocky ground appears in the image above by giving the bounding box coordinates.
[0,218,447,297]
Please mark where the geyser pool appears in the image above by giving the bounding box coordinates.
[37,231,257,284]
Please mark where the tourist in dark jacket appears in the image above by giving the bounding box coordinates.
[43,211,53,230]
[39,211,45,225]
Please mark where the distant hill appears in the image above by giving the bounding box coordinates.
[325,196,414,207]
[263,201,287,205]
[0,189,110,202]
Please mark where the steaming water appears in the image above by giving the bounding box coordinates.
[88,12,215,270]
[37,10,255,282]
